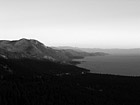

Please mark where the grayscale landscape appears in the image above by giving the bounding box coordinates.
[0,0,140,105]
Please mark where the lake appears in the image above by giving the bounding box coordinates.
[76,55,140,76]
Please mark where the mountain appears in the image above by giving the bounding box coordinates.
[55,46,109,56]
[0,38,110,75]
[0,38,106,64]
[0,38,91,76]
[53,46,83,52]
[0,38,70,61]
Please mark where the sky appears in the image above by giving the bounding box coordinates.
[0,0,140,48]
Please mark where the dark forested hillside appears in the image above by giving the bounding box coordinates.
[0,57,89,76]
[0,57,140,105]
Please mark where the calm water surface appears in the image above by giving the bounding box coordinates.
[76,55,140,76]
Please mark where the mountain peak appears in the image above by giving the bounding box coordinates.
[19,38,44,46]
[0,38,47,58]
[19,38,28,41]
[0,38,100,63]
[0,38,69,61]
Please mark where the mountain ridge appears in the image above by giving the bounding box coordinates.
[0,38,107,64]
[0,38,69,62]
[56,46,140,55]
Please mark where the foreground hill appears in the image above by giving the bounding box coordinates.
[0,57,140,105]
[0,57,89,77]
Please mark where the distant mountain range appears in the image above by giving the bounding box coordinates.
[56,46,140,55]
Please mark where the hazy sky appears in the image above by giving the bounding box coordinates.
[0,0,140,48]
